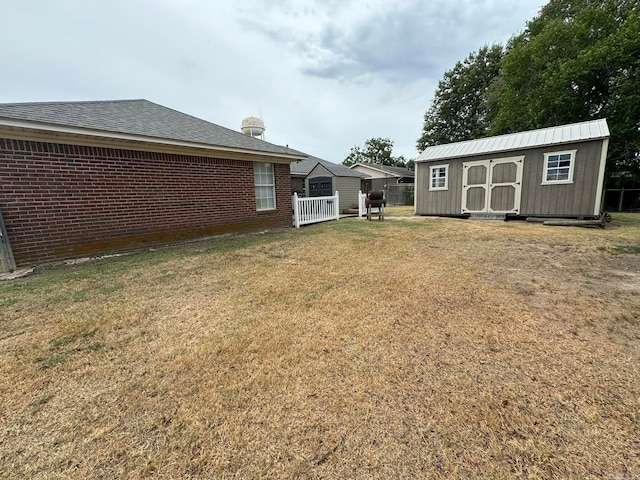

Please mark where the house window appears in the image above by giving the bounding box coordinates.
[542,150,576,184]
[254,162,276,211]
[429,164,448,190]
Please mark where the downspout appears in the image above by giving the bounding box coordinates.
[0,209,17,273]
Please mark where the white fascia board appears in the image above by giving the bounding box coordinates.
[0,117,306,161]
[352,163,400,177]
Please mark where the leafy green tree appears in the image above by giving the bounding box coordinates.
[416,45,503,152]
[342,137,410,167]
[491,0,640,177]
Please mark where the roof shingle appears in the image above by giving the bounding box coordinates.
[0,99,303,157]
[291,155,367,177]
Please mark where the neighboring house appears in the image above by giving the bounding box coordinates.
[349,163,415,193]
[414,119,610,219]
[0,99,306,267]
[290,155,368,213]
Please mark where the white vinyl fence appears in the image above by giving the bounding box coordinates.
[293,192,340,228]
[358,190,367,217]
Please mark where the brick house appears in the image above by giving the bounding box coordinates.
[0,100,306,269]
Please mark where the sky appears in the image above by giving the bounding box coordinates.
[1,0,547,163]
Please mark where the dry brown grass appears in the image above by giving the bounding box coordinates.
[1,212,639,479]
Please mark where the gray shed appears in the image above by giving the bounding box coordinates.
[291,155,368,213]
[414,119,610,219]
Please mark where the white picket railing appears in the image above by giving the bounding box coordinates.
[358,190,367,217]
[293,192,340,228]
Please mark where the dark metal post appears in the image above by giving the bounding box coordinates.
[618,187,625,212]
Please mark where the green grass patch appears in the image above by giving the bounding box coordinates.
[36,330,104,368]
[35,355,67,369]
[98,283,124,295]
[0,297,20,307]
[82,342,104,353]
[50,329,99,350]
[29,395,54,414]
[610,245,640,255]
[71,289,89,302]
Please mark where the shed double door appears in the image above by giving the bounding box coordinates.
[461,157,523,214]
[308,176,333,197]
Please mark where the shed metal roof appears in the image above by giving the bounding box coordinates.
[416,119,610,163]
[0,99,305,159]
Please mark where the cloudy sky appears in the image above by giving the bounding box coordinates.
[1,0,546,163]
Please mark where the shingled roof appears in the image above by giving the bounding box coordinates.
[0,99,304,158]
[291,155,368,178]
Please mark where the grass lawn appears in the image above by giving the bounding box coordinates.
[1,211,639,478]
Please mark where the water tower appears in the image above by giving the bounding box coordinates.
[241,116,265,140]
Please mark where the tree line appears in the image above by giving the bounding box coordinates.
[418,0,639,181]
[345,0,639,181]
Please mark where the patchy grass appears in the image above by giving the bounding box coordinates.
[383,205,415,217]
[1,215,640,478]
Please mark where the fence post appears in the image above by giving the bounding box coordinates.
[358,191,364,217]
[334,191,340,220]
[618,187,624,212]
[293,193,300,228]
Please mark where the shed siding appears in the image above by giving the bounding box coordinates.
[0,138,292,266]
[519,140,603,216]
[416,140,604,217]
[334,177,361,212]
[306,163,361,212]
[416,162,463,215]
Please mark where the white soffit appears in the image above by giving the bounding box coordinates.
[416,119,610,162]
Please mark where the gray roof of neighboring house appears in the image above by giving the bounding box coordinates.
[416,118,610,163]
[0,99,304,157]
[351,163,415,177]
[291,155,368,178]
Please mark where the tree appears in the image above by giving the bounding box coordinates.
[491,0,640,178]
[342,137,410,167]
[416,45,503,152]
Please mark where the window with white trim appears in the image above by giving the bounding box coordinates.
[429,164,448,190]
[254,162,276,211]
[542,150,576,184]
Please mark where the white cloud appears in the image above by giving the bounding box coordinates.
[0,0,546,162]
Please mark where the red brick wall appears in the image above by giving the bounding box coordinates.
[0,138,293,266]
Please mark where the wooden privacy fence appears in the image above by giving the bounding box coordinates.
[292,192,340,228]
[386,184,414,206]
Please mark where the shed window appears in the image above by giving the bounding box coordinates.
[542,150,576,184]
[429,164,448,191]
[254,162,276,211]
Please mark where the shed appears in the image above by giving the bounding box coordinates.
[291,155,368,213]
[414,119,610,219]
[0,99,305,268]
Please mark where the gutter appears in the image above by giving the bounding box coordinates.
[0,118,307,162]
